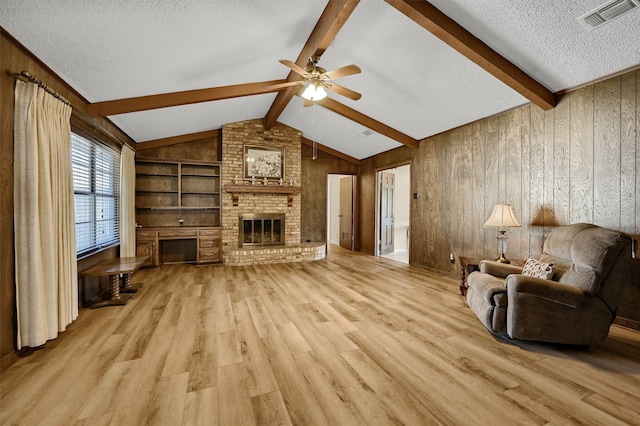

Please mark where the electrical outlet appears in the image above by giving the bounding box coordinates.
[449,253,455,264]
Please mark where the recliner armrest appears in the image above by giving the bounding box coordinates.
[506,274,585,308]
[480,260,523,278]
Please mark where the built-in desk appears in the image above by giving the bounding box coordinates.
[136,226,222,266]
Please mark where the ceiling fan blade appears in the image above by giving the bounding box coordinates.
[322,64,361,80]
[279,59,310,78]
[325,83,361,101]
[303,99,314,107]
[261,81,302,91]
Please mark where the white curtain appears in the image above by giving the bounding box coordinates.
[13,80,77,350]
[120,145,136,257]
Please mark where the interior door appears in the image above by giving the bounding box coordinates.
[339,176,353,250]
[380,172,395,255]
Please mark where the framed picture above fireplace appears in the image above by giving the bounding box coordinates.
[244,145,285,181]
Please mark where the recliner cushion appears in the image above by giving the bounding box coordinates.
[466,272,508,335]
[468,273,508,306]
[564,228,630,295]
[542,223,593,260]
[540,224,630,295]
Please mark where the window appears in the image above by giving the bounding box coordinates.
[72,133,120,257]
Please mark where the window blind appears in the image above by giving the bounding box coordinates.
[71,133,120,256]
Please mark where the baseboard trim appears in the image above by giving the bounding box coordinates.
[614,316,640,331]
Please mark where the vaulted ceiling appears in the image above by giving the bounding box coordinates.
[2,1,639,159]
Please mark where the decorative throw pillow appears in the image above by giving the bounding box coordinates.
[522,257,556,280]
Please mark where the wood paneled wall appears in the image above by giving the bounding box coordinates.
[361,69,640,325]
[0,30,135,365]
[136,137,220,162]
[300,145,360,244]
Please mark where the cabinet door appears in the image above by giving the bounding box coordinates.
[136,240,158,267]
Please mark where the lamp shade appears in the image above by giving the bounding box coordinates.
[301,83,327,101]
[483,204,521,228]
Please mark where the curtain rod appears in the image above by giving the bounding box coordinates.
[15,71,71,106]
[15,71,130,148]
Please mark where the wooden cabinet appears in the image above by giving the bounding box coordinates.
[459,256,482,296]
[135,157,222,265]
[198,228,221,264]
[136,236,159,267]
[135,227,221,265]
[135,157,221,228]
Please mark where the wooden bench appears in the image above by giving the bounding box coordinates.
[80,256,148,308]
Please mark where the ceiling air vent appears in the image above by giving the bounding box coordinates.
[577,0,640,30]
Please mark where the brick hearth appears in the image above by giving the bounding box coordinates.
[222,242,326,266]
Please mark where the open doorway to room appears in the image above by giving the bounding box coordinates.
[376,164,410,264]
[327,174,354,250]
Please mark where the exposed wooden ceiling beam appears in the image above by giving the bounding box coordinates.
[135,130,220,151]
[264,0,360,129]
[87,80,287,117]
[385,0,556,110]
[313,96,419,149]
[301,136,361,165]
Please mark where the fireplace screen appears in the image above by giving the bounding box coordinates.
[239,214,285,247]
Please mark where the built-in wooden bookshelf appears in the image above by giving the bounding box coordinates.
[135,157,221,227]
[135,157,222,264]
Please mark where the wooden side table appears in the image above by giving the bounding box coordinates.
[459,256,484,296]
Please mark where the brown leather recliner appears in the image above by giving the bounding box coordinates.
[466,223,638,345]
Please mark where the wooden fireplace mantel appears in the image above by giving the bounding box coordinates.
[224,184,302,207]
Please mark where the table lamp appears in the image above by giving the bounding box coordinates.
[483,203,521,263]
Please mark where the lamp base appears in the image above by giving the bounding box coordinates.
[495,254,511,264]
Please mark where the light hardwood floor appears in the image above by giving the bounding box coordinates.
[1,245,639,425]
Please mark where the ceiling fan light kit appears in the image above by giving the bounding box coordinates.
[301,83,327,101]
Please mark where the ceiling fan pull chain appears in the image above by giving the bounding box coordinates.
[313,104,318,160]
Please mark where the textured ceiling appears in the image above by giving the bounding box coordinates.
[1,0,639,159]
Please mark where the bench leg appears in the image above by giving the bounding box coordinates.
[120,272,143,293]
[91,274,129,308]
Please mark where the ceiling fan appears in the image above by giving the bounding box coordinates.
[262,56,362,104]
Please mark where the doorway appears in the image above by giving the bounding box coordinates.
[376,164,410,264]
[327,174,354,250]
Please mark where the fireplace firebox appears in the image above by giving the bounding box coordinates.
[239,213,285,247]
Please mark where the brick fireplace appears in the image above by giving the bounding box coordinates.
[221,119,325,265]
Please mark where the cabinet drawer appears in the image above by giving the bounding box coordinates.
[198,248,221,262]
[199,238,221,248]
[158,229,197,238]
[136,230,158,239]
[199,229,221,237]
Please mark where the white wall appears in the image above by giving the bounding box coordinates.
[327,175,349,245]
[390,165,410,251]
